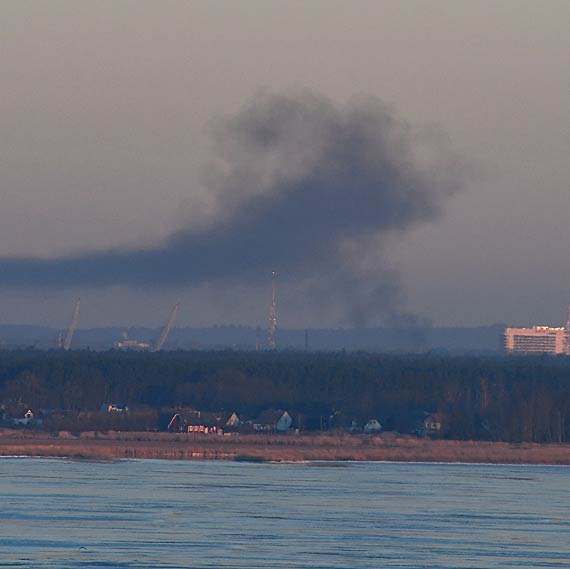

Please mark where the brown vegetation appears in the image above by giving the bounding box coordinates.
[1,429,569,464]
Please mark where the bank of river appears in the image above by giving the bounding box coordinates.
[1,429,570,464]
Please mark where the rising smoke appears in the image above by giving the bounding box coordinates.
[0,91,461,325]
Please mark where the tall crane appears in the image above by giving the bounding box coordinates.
[63,298,80,351]
[154,303,179,352]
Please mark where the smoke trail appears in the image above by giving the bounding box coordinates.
[0,91,461,324]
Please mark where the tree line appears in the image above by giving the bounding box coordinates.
[1,349,570,442]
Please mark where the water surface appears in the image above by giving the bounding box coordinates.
[0,458,568,568]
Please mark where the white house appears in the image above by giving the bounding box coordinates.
[363,419,382,434]
[253,410,293,433]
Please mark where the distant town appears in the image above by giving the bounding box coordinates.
[4,322,570,355]
[1,349,570,445]
[2,295,570,447]
[0,322,508,353]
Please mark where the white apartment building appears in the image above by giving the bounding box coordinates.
[504,326,567,354]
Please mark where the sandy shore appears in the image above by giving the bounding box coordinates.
[1,429,569,464]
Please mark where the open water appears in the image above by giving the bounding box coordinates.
[0,458,568,568]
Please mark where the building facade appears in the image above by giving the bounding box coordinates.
[504,326,567,354]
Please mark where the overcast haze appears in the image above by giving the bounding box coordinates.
[1,1,569,328]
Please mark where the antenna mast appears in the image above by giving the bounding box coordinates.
[154,303,179,352]
[64,298,80,351]
[268,271,277,350]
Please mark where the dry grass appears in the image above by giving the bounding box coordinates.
[1,429,569,464]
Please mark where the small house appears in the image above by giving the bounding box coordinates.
[187,424,222,434]
[363,419,382,434]
[225,412,241,430]
[187,413,223,435]
[101,403,128,413]
[167,413,188,433]
[347,419,361,434]
[167,410,241,434]
[423,413,445,435]
[12,409,40,427]
[253,410,293,433]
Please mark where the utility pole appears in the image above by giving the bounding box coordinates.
[268,271,277,350]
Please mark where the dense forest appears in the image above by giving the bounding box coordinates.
[1,349,570,443]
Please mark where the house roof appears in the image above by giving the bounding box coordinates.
[426,413,445,423]
[187,412,222,427]
[255,409,289,425]
[168,410,240,428]
[168,413,187,430]
[100,403,128,411]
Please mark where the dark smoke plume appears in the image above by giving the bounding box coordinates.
[0,91,461,325]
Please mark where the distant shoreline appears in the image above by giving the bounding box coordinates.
[1,429,570,465]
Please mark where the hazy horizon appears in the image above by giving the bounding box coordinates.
[1,1,569,329]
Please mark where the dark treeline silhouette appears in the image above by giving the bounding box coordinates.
[1,350,570,442]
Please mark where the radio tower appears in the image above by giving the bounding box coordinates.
[268,271,277,350]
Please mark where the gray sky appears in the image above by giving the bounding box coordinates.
[1,1,569,328]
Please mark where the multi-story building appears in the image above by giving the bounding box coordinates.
[504,326,567,354]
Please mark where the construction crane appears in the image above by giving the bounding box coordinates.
[153,303,179,352]
[63,298,80,351]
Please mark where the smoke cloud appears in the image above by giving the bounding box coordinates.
[0,91,461,325]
